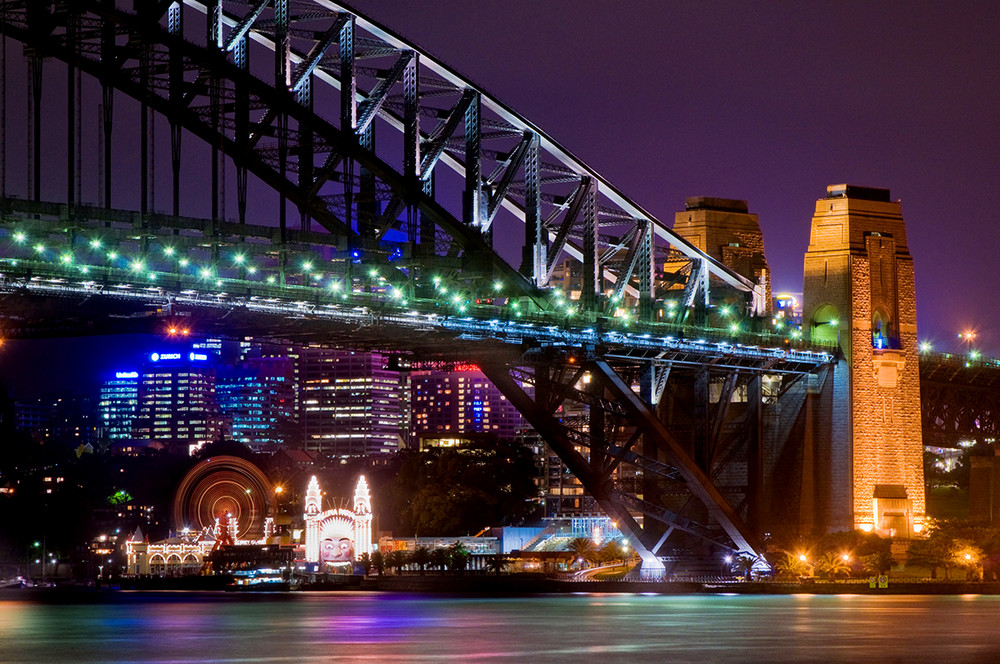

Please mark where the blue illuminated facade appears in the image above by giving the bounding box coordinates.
[98,371,139,440]
[217,356,296,451]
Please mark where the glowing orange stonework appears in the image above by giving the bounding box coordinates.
[802,185,924,537]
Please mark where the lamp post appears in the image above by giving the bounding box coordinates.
[958,330,977,355]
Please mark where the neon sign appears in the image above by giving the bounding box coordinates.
[115,371,139,379]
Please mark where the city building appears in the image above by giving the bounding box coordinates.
[299,347,405,457]
[410,364,527,441]
[131,348,226,455]
[216,356,296,451]
[378,535,500,571]
[15,393,98,446]
[98,371,139,440]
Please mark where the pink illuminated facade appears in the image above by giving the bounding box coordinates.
[304,475,373,566]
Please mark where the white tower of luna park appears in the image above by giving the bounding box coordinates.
[353,475,373,558]
[304,476,322,563]
[303,475,374,564]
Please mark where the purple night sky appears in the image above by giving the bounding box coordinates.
[359,0,1000,356]
[0,1,998,398]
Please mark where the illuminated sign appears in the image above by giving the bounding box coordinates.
[150,353,181,362]
[115,371,139,379]
[189,353,208,361]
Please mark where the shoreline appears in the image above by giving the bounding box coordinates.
[4,575,999,597]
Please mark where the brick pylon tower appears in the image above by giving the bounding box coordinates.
[802,184,924,537]
[672,196,772,312]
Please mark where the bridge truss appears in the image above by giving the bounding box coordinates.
[921,353,1000,448]
[0,1,833,571]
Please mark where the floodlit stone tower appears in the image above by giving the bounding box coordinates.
[802,184,924,537]
[672,196,772,312]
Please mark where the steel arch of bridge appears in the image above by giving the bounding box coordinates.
[0,0,827,570]
[0,0,763,320]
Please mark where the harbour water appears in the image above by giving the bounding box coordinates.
[2,591,999,663]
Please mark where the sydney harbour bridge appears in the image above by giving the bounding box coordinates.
[0,1,994,575]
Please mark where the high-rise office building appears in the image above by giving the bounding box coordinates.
[98,371,140,440]
[410,365,527,441]
[217,356,296,451]
[299,347,405,457]
[131,348,225,455]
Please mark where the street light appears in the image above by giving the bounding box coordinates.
[958,330,977,355]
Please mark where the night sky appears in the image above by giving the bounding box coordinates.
[1,1,999,397]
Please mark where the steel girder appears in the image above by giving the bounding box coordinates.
[920,354,1000,446]
[0,0,765,321]
[480,350,770,568]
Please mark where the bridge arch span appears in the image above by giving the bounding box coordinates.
[0,0,758,320]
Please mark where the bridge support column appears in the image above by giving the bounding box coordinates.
[802,184,924,537]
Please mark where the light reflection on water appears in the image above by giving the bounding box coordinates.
[2,592,1000,663]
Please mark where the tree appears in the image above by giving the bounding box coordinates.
[429,547,449,573]
[370,550,385,576]
[598,541,623,565]
[774,552,810,578]
[862,551,895,576]
[390,437,540,536]
[569,538,596,568]
[358,552,373,576]
[734,554,757,580]
[815,552,851,580]
[487,553,511,576]
[386,549,408,575]
[950,540,984,581]
[409,546,431,575]
[447,541,469,574]
[906,536,952,579]
[816,530,890,559]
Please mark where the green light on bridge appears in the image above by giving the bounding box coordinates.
[179,258,189,267]
[60,253,73,265]
[33,243,45,254]
[13,231,26,244]
[89,238,101,249]
[163,246,175,257]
